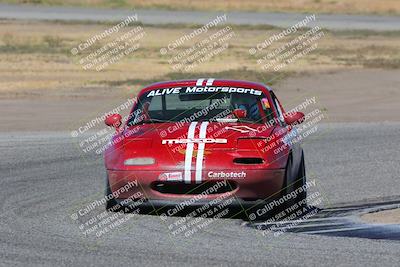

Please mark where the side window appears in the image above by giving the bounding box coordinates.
[127,97,153,126]
[271,92,286,125]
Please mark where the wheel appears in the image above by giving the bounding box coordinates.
[105,175,120,212]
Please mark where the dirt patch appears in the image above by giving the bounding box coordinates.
[362,209,400,224]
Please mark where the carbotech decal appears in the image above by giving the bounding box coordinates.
[208,171,246,179]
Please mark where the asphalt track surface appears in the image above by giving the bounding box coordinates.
[1,123,400,266]
[0,3,400,31]
[249,198,400,241]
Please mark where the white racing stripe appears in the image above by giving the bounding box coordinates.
[184,122,198,183]
[195,122,209,183]
[206,78,214,86]
[196,79,205,86]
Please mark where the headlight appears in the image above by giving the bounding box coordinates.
[124,157,155,166]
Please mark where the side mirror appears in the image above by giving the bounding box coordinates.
[285,112,305,125]
[105,114,122,129]
[233,109,247,119]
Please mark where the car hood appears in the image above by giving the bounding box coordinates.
[106,121,276,171]
[123,121,275,150]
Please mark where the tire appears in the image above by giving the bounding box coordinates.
[105,176,120,212]
[283,152,307,212]
[294,152,307,208]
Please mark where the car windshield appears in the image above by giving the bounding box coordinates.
[127,86,274,126]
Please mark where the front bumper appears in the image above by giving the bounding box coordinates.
[107,169,285,206]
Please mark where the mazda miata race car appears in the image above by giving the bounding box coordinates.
[104,79,306,216]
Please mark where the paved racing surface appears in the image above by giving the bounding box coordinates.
[1,3,400,31]
[1,123,400,266]
[249,197,400,241]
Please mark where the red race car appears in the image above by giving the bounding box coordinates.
[104,79,306,215]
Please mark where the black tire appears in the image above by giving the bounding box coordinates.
[293,152,307,208]
[283,152,307,211]
[105,176,120,212]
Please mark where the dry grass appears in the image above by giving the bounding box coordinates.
[0,20,399,99]
[3,0,400,15]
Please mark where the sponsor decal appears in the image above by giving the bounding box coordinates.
[159,172,183,182]
[185,86,262,96]
[225,125,258,133]
[262,98,271,109]
[208,171,246,179]
[146,84,262,97]
[146,87,181,97]
[162,138,227,145]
